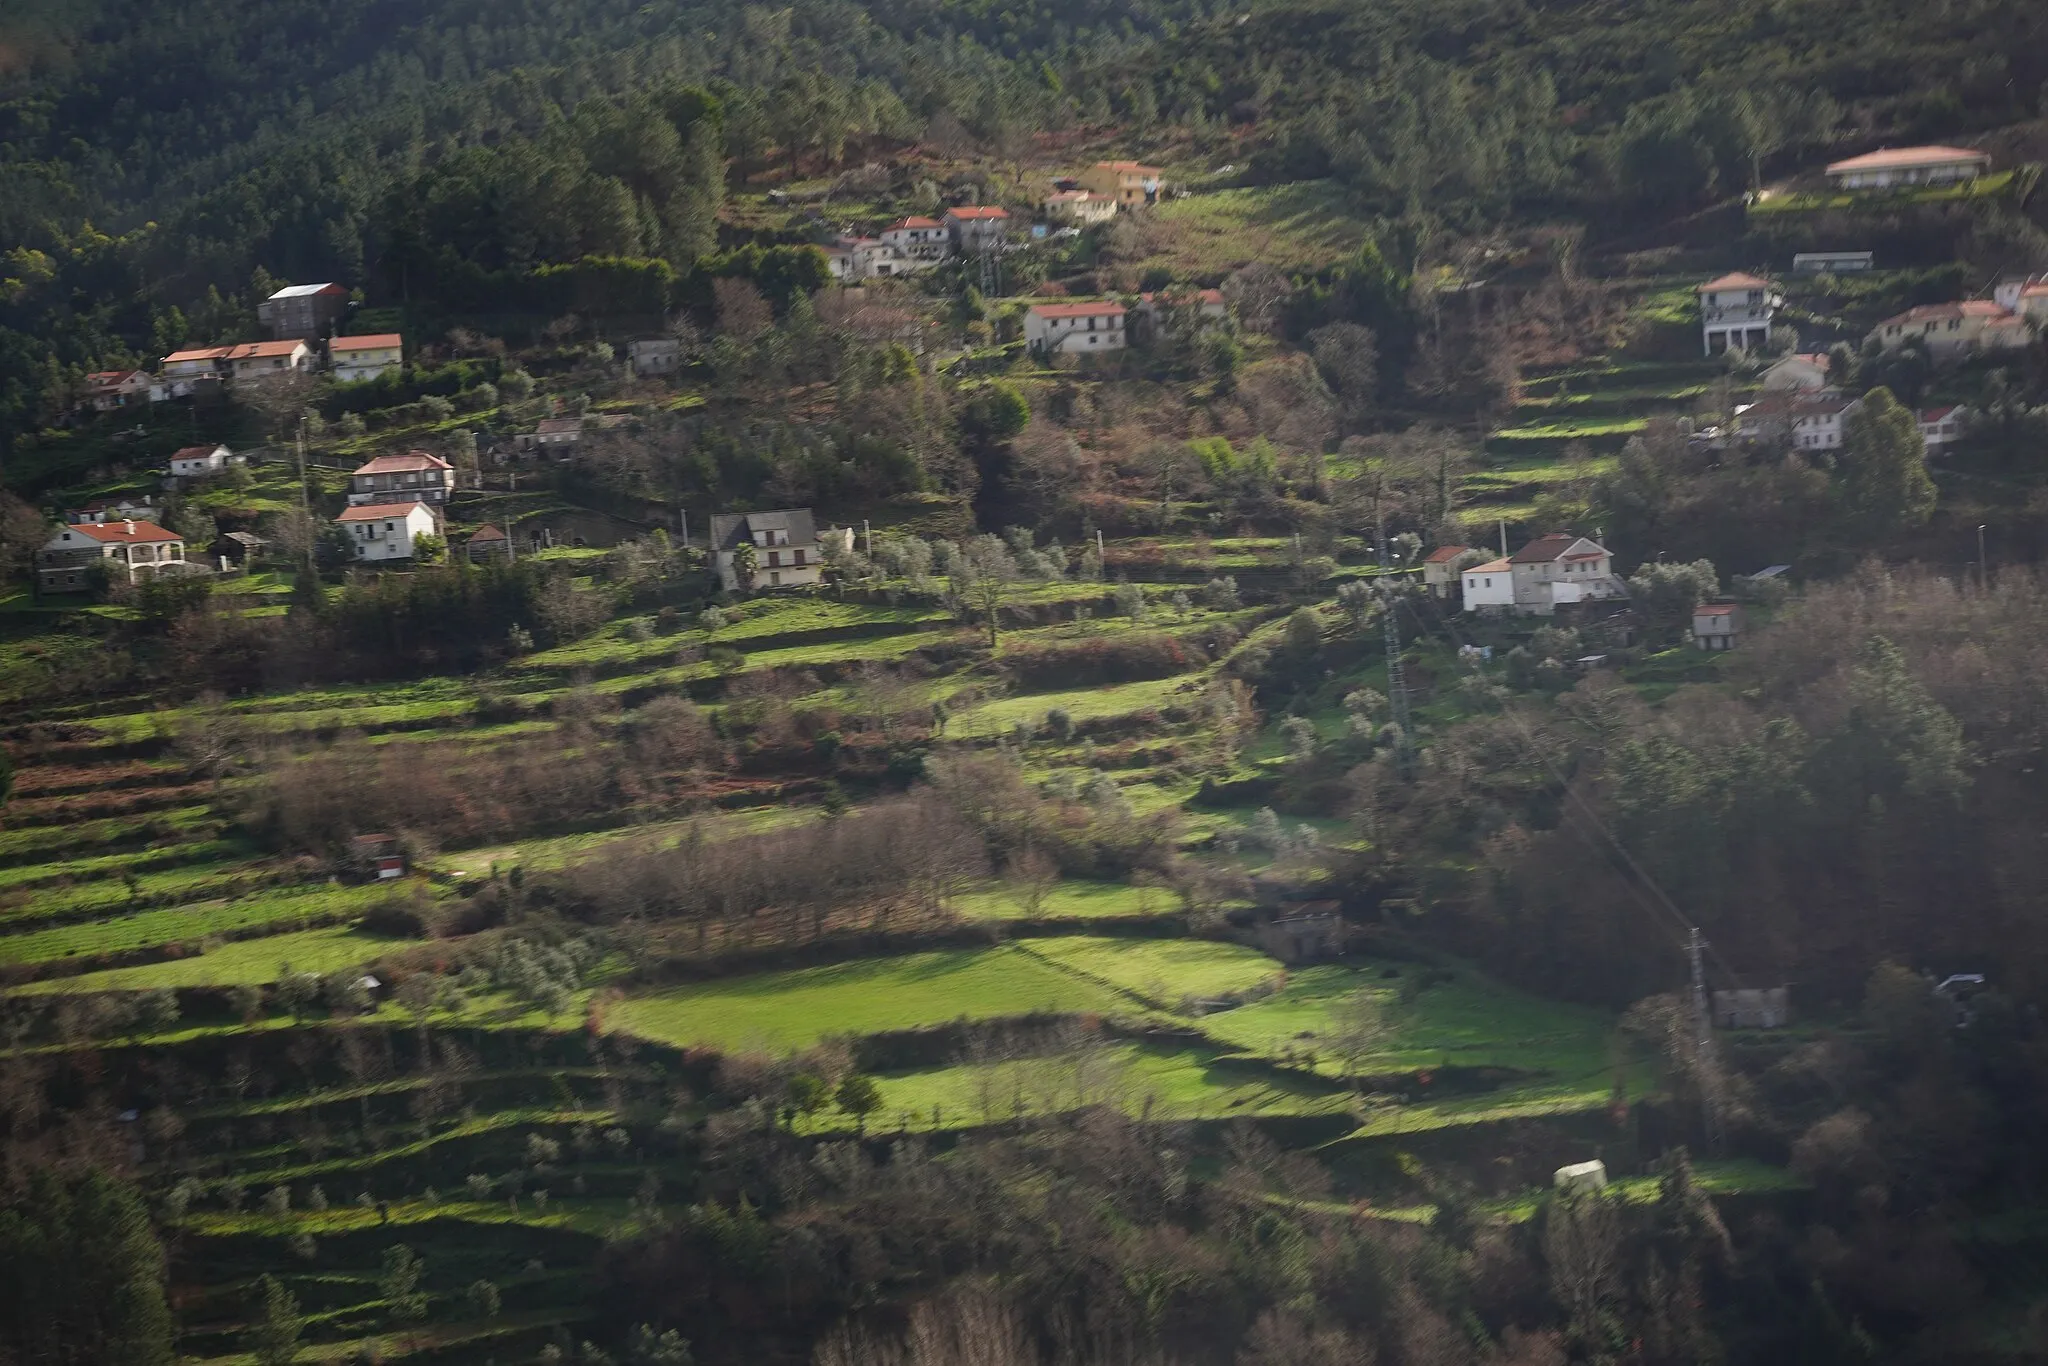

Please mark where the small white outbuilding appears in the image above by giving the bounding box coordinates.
[1553,1159,1608,1195]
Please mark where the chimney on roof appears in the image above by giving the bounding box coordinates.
[125,519,135,534]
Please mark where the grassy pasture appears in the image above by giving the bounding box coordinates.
[16,924,392,992]
[1015,936,1283,1008]
[1145,180,1375,276]
[816,1040,1348,1133]
[609,946,1130,1054]
[950,878,1173,921]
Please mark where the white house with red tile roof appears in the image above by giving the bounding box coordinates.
[1077,161,1165,207]
[169,443,232,479]
[1825,145,1989,190]
[1025,301,1127,355]
[348,450,454,506]
[881,216,950,262]
[1422,545,1472,598]
[1460,557,1515,612]
[1868,299,2029,360]
[336,501,439,562]
[37,519,188,591]
[330,333,404,383]
[82,370,152,413]
[1697,272,1782,356]
[1918,405,1970,449]
[943,206,1010,252]
[1692,602,1743,651]
[219,339,313,382]
[1506,534,1624,615]
[159,345,233,396]
[1041,189,1118,224]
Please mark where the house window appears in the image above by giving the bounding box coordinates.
[793,549,805,566]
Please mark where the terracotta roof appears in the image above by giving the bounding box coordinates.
[172,444,227,461]
[535,417,584,435]
[1699,272,1773,292]
[162,346,233,365]
[1029,302,1126,319]
[336,502,428,523]
[1919,405,1963,422]
[1424,545,1471,564]
[1044,190,1099,202]
[467,524,508,541]
[1827,145,1989,174]
[87,370,146,385]
[886,216,942,230]
[1093,161,1162,174]
[351,450,450,475]
[220,340,308,360]
[1563,550,1607,562]
[1510,533,1583,564]
[1695,603,1739,617]
[1464,557,1510,575]
[331,333,402,351]
[946,206,1010,220]
[61,520,181,545]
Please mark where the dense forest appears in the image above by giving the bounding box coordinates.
[4,0,2048,446]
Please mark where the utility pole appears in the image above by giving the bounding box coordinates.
[1978,523,1988,593]
[296,418,316,581]
[1377,526,1417,776]
[1687,926,1723,1153]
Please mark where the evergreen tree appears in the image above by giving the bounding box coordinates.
[1834,387,1936,548]
[0,1170,175,1366]
[249,1274,305,1366]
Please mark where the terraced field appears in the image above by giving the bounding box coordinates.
[0,532,1794,1363]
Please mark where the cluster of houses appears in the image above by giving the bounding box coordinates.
[79,282,403,414]
[1738,351,1969,452]
[810,160,1167,288]
[1422,533,1747,650]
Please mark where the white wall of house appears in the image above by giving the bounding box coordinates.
[1461,563,1514,612]
[1024,307,1126,354]
[343,505,439,562]
[170,446,230,478]
[332,344,403,383]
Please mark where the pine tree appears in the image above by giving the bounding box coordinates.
[1834,387,1936,547]
[249,1275,305,1366]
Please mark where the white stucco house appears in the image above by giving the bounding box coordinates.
[880,216,950,264]
[708,508,824,591]
[1697,273,1781,356]
[37,519,188,591]
[169,444,232,479]
[1460,557,1515,612]
[330,333,404,383]
[1825,145,1990,190]
[348,450,453,506]
[1506,534,1625,616]
[1693,602,1743,651]
[1025,301,1127,355]
[337,501,439,562]
[1919,405,1969,449]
